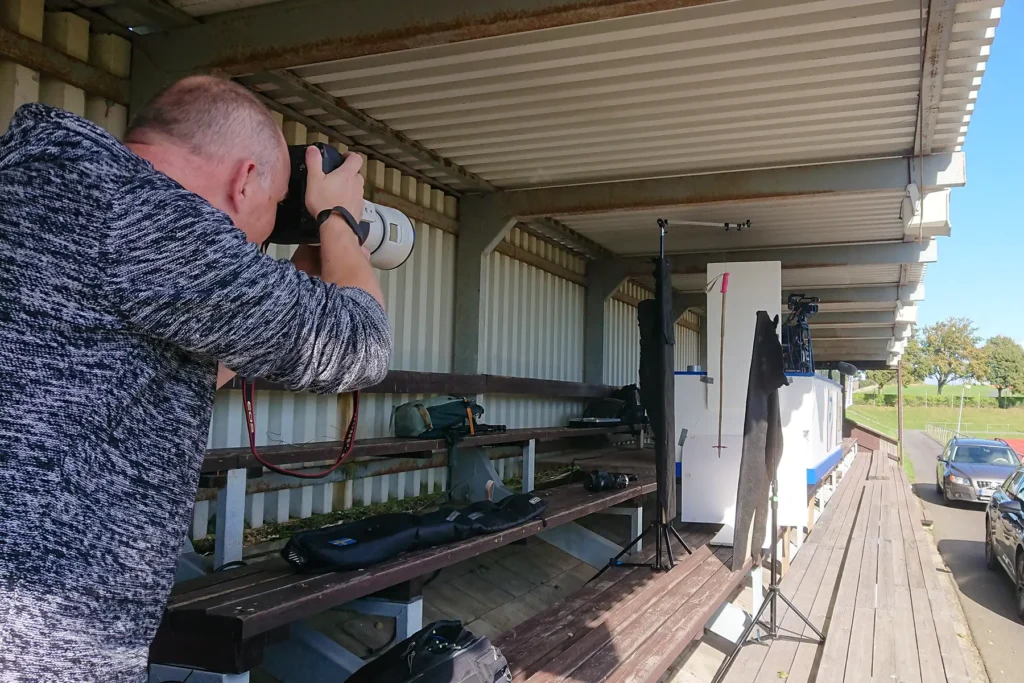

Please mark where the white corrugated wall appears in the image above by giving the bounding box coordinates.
[603,281,651,387]
[604,283,702,387]
[676,311,701,370]
[478,228,587,428]
[209,223,456,447]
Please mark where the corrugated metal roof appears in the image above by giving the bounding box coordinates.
[671,263,923,292]
[555,191,907,255]
[258,0,1000,189]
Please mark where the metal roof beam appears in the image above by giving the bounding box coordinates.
[117,0,199,29]
[503,154,965,217]
[783,283,925,304]
[811,328,896,341]
[251,70,494,192]
[132,0,733,77]
[810,307,917,328]
[819,359,892,370]
[916,0,957,155]
[627,240,937,276]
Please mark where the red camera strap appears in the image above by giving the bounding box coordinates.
[241,379,359,479]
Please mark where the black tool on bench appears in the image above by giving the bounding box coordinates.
[582,470,634,492]
[346,620,510,683]
[710,311,825,683]
[591,220,691,582]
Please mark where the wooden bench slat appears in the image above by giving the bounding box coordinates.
[895,460,971,682]
[202,425,638,472]
[163,479,656,643]
[519,545,723,683]
[747,456,868,682]
[557,547,735,683]
[608,552,753,683]
[814,472,874,681]
[495,527,718,676]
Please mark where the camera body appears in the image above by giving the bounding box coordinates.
[786,293,819,318]
[582,470,632,493]
[269,143,415,271]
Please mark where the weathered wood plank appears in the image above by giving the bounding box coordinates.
[563,549,735,683]
[892,460,945,683]
[495,529,716,672]
[751,457,868,683]
[608,552,754,683]
[816,478,874,681]
[897,465,972,682]
[724,453,869,683]
[845,607,876,683]
[787,457,870,682]
[872,609,897,683]
[892,587,923,683]
[517,544,718,683]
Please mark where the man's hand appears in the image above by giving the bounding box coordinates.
[304,146,364,219]
[301,146,384,307]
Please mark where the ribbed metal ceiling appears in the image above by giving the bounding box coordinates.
[555,191,908,255]
[261,0,1000,189]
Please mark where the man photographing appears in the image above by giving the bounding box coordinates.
[0,76,392,682]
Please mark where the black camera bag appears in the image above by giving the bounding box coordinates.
[281,513,420,572]
[346,620,510,683]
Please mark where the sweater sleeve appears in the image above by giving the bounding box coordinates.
[102,176,392,394]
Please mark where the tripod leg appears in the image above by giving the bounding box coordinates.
[776,590,825,642]
[588,522,653,583]
[663,526,675,568]
[710,587,776,683]
[669,524,693,554]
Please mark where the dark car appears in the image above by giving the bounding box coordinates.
[935,438,1019,505]
[984,466,1024,621]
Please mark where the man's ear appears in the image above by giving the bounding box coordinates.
[227,159,258,214]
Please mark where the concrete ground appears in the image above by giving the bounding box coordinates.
[904,430,1023,683]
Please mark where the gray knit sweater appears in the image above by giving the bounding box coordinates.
[0,105,392,682]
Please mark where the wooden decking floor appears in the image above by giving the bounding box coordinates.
[722,448,972,683]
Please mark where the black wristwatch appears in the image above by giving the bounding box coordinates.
[316,206,367,245]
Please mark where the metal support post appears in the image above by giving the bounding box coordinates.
[214,468,246,569]
[263,622,366,683]
[346,596,424,642]
[521,439,536,493]
[897,359,905,465]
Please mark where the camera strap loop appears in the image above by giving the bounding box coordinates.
[242,379,360,479]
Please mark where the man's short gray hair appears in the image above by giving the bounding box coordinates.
[126,76,284,183]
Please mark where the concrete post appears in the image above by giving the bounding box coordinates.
[582,259,630,385]
[452,195,515,375]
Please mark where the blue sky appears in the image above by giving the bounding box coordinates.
[920,3,1023,343]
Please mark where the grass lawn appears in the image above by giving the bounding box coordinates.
[846,404,1024,439]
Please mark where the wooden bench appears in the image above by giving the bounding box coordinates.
[196,423,643,568]
[152,476,656,675]
[493,525,753,683]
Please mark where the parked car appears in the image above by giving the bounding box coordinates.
[935,438,1019,505]
[984,465,1024,621]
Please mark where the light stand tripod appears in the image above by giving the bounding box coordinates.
[590,219,690,582]
[711,477,825,683]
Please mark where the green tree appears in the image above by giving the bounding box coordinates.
[915,317,983,395]
[864,369,897,404]
[982,335,1024,405]
[901,335,927,383]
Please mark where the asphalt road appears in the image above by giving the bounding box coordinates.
[904,430,1022,683]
